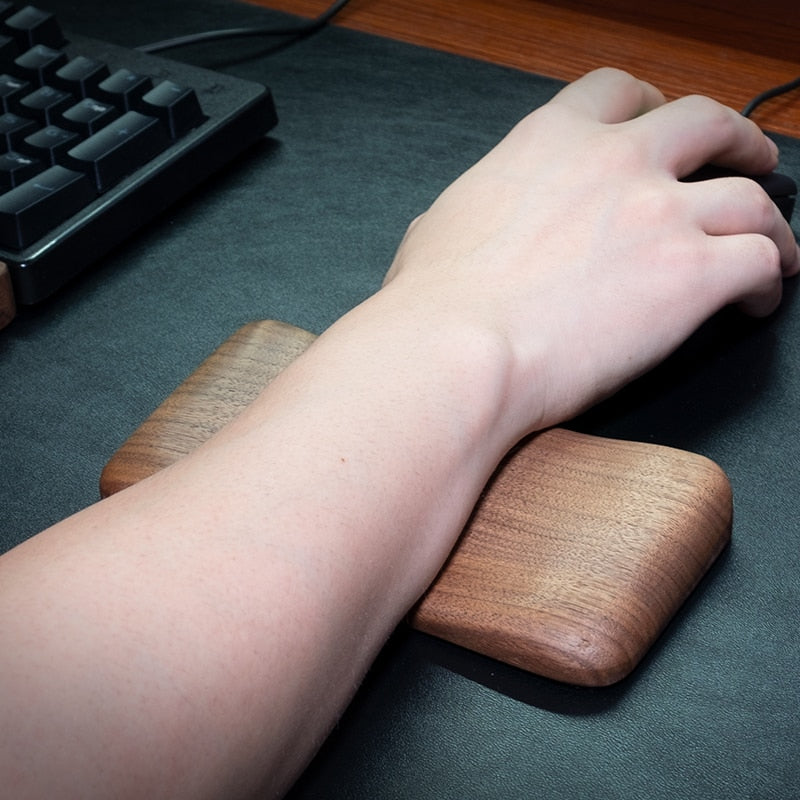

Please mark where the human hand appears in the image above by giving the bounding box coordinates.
[383,68,799,434]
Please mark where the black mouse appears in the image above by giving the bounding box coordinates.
[683,165,796,224]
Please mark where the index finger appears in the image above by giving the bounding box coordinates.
[627,93,780,178]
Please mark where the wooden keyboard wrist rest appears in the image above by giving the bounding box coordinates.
[0,263,15,330]
[100,320,732,686]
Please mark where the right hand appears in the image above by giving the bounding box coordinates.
[382,68,799,434]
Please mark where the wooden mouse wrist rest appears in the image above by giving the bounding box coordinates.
[100,320,732,686]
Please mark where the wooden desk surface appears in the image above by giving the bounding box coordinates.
[249,0,800,138]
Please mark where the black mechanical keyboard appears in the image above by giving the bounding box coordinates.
[0,4,277,305]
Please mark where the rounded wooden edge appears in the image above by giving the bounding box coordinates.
[99,320,317,498]
[411,431,733,686]
[0,262,16,330]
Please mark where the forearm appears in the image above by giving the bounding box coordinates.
[217,281,520,609]
[0,284,518,799]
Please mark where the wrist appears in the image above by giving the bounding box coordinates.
[342,280,527,460]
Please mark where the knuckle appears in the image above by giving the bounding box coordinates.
[736,179,784,239]
[754,235,783,274]
[677,94,745,141]
[679,94,732,123]
[749,184,779,227]
[627,181,682,220]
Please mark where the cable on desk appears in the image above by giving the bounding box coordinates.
[741,75,800,118]
[137,0,353,53]
[140,2,798,126]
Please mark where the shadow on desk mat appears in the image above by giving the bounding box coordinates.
[100,319,732,687]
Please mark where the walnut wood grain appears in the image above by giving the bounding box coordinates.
[100,320,732,686]
[247,0,800,137]
[99,321,317,495]
[0,263,15,330]
[411,427,730,685]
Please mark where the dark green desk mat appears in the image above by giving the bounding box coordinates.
[1,1,799,797]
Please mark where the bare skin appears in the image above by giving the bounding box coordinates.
[0,69,797,799]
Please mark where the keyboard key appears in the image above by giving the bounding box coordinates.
[97,68,153,111]
[0,2,16,23]
[0,33,19,64]
[60,96,118,136]
[52,55,110,98]
[18,84,73,124]
[64,110,169,192]
[0,164,95,248]
[13,43,67,85]
[0,149,42,189]
[0,110,36,150]
[138,80,206,139]
[4,6,64,50]
[0,72,30,112]
[20,123,79,164]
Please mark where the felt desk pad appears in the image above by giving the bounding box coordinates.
[1,1,799,797]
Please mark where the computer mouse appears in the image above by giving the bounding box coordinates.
[683,165,797,224]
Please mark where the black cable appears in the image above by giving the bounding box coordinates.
[136,0,353,54]
[741,74,800,118]
[140,5,798,123]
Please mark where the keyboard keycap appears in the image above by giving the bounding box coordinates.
[4,6,64,50]
[18,84,72,124]
[0,72,30,112]
[138,80,206,139]
[52,55,110,98]
[13,43,67,85]
[0,164,94,248]
[0,110,36,150]
[0,149,42,189]
[64,110,169,192]
[60,96,118,136]
[0,33,19,64]
[97,68,153,111]
[20,123,79,164]
[0,2,17,23]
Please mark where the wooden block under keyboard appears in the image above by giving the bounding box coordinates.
[0,263,15,330]
[100,320,732,686]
